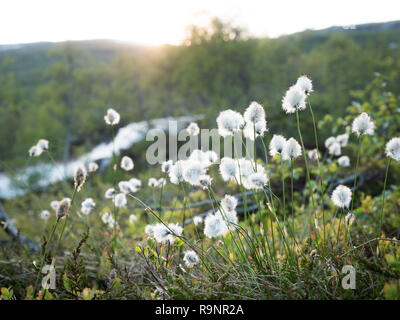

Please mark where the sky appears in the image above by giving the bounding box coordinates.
[1,0,399,46]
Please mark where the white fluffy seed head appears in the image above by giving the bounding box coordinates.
[352,112,374,136]
[308,149,320,161]
[104,108,120,125]
[243,120,267,140]
[74,164,87,192]
[186,122,200,136]
[37,139,49,150]
[28,145,44,157]
[169,160,185,184]
[244,101,266,124]
[56,198,71,220]
[282,137,302,160]
[120,156,134,171]
[161,160,173,173]
[216,210,238,230]
[269,135,287,157]
[183,250,200,268]
[88,162,99,172]
[385,137,400,161]
[81,198,95,215]
[101,212,115,228]
[247,171,269,190]
[148,178,158,188]
[325,136,336,148]
[328,142,341,156]
[193,216,203,226]
[204,214,228,239]
[50,200,59,211]
[331,185,352,209]
[221,195,238,212]
[216,109,245,137]
[199,175,212,190]
[105,188,115,199]
[129,214,137,224]
[338,155,350,167]
[40,210,51,220]
[156,178,167,188]
[336,133,349,147]
[219,157,238,182]
[128,178,141,192]
[182,160,206,186]
[296,75,313,95]
[205,150,219,164]
[118,180,131,194]
[153,223,182,244]
[145,224,154,236]
[282,85,307,114]
[114,193,127,208]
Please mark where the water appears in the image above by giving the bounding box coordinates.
[0,116,201,199]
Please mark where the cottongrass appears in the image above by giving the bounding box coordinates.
[186,122,200,136]
[104,108,120,126]
[216,109,245,137]
[114,193,127,208]
[120,156,134,171]
[282,85,306,114]
[385,137,400,161]
[40,210,51,220]
[338,156,350,167]
[88,162,99,172]
[183,250,200,268]
[352,112,374,136]
[331,185,352,209]
[105,188,115,199]
[269,135,286,157]
[204,214,229,238]
[282,138,302,160]
[74,164,87,192]
[56,198,71,220]
[129,214,137,224]
[81,198,95,215]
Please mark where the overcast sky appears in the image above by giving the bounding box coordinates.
[1,0,399,45]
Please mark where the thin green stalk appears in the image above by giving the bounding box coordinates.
[351,136,362,211]
[379,158,391,237]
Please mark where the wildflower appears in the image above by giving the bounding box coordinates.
[183,160,206,186]
[153,223,182,244]
[145,224,154,236]
[28,145,44,157]
[219,157,238,182]
[105,188,115,199]
[129,214,137,224]
[183,250,200,268]
[328,142,341,156]
[352,112,374,136]
[118,181,131,194]
[217,210,238,230]
[128,178,141,192]
[88,162,99,172]
[74,164,87,192]
[221,195,238,212]
[148,178,158,188]
[205,150,219,164]
[40,210,51,220]
[282,137,302,160]
[216,109,245,137]
[295,75,313,95]
[161,160,173,173]
[56,198,71,220]
[114,193,127,208]
[81,198,95,215]
[104,108,120,126]
[345,213,355,228]
[324,136,336,149]
[338,155,350,167]
[247,171,269,190]
[186,122,200,136]
[120,156,134,171]
[244,101,266,124]
[331,185,352,209]
[204,214,228,238]
[269,135,287,157]
[243,120,267,140]
[336,133,349,147]
[199,175,212,190]
[102,212,115,228]
[169,160,185,184]
[37,139,49,150]
[308,149,320,161]
[189,149,208,163]
[282,85,306,114]
[50,200,59,211]
[385,137,400,161]
[193,216,203,226]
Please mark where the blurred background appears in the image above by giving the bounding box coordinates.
[0,0,399,187]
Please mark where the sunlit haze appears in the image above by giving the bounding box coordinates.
[1,0,400,46]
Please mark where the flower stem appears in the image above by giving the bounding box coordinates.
[379,158,391,238]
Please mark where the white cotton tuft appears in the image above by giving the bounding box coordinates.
[325,136,336,149]
[216,210,238,230]
[247,171,269,190]
[161,160,173,173]
[148,178,158,188]
[104,108,120,125]
[337,156,350,167]
[118,180,131,194]
[282,85,306,114]
[37,139,49,151]
[81,198,95,215]
[153,223,182,244]
[169,160,185,184]
[199,175,212,190]
[102,212,115,228]
[128,178,141,193]
[114,193,127,208]
[328,142,341,156]
[282,137,302,160]
[295,75,313,95]
[74,164,87,192]
[219,157,238,182]
[331,185,352,209]
[182,160,206,186]
[186,122,200,136]
[88,162,99,172]
[40,210,51,220]
[129,214,137,224]
[243,120,267,140]
[308,149,320,161]
[336,133,349,147]
[221,195,238,212]
[352,112,374,136]
[205,150,219,164]
[145,224,154,236]
[385,137,400,162]
[244,101,266,124]
[120,156,134,171]
[183,250,200,268]
[28,145,44,157]
[269,135,287,157]
[216,109,245,137]
[193,216,203,226]
[105,188,115,199]
[50,200,59,211]
[204,214,228,239]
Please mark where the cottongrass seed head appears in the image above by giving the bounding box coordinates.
[182,160,206,186]
[308,149,320,161]
[40,210,51,220]
[204,214,228,239]
[385,137,400,161]
[331,185,352,209]
[338,155,350,167]
[105,188,115,199]
[193,216,203,226]
[282,137,302,160]
[161,160,174,173]
[50,200,59,211]
[169,160,185,184]
[325,136,336,149]
[74,164,87,192]
[295,75,313,95]
[328,142,341,156]
[199,175,212,190]
[114,193,127,208]
[56,198,71,220]
[269,135,287,157]
[128,178,141,192]
[186,122,200,136]
[219,157,238,182]
[282,85,307,114]
[247,171,269,190]
[120,156,134,171]
[336,133,349,147]
[243,120,267,140]
[183,250,200,268]
[81,198,95,215]
[221,195,238,212]
[216,109,245,137]
[118,180,131,194]
[244,101,265,124]
[148,178,158,188]
[352,112,374,136]
[88,162,99,172]
[129,214,137,224]
[104,108,120,126]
